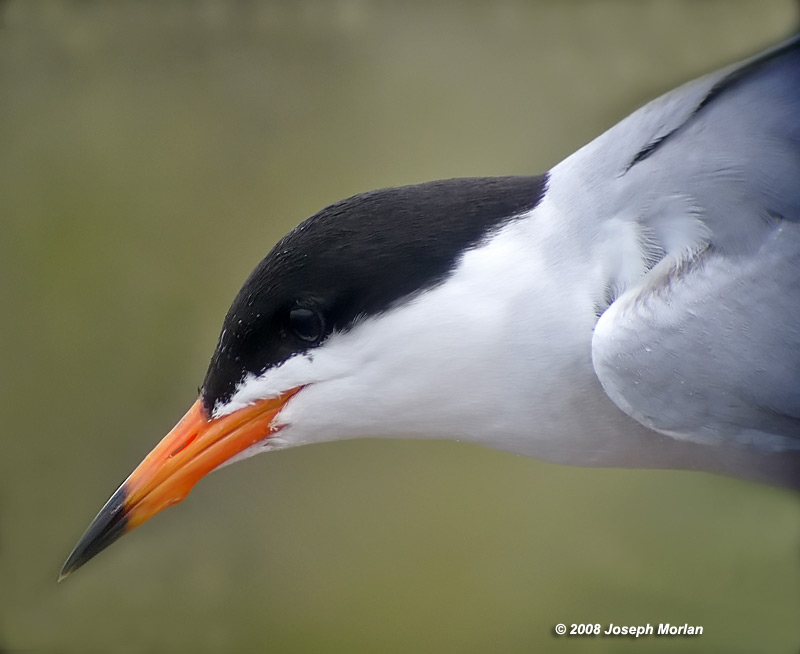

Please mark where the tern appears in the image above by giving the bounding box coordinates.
[61,34,800,580]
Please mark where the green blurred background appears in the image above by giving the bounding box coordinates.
[2,1,799,652]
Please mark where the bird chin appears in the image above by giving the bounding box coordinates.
[213,430,292,470]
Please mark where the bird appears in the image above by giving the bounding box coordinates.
[60,33,800,580]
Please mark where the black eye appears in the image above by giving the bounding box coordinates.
[289,307,324,343]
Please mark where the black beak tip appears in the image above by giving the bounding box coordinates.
[59,484,129,582]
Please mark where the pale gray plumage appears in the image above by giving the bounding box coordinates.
[572,36,800,462]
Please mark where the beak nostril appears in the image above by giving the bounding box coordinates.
[169,433,197,458]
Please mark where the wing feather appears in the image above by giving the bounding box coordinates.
[578,35,800,452]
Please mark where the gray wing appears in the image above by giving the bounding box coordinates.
[571,35,800,453]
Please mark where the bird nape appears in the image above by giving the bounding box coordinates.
[60,33,800,580]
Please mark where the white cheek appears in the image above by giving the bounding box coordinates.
[212,348,343,419]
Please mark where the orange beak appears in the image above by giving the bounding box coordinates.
[59,388,300,580]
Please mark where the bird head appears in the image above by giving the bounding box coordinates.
[60,175,547,579]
